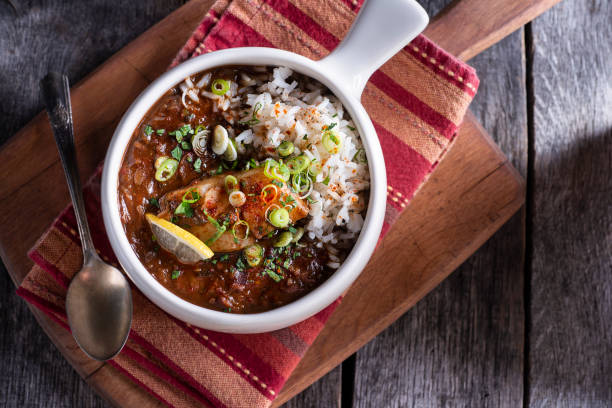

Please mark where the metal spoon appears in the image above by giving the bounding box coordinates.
[40,72,132,361]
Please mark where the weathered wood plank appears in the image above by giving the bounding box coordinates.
[528,0,612,406]
[353,24,528,407]
[282,366,342,408]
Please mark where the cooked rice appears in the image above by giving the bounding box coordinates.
[183,67,369,265]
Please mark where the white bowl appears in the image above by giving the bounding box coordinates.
[101,0,428,333]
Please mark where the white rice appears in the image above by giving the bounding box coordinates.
[185,67,370,264]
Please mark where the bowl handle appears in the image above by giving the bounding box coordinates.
[318,0,428,99]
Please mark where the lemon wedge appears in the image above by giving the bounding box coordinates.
[145,213,214,264]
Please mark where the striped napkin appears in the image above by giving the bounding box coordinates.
[17,0,479,407]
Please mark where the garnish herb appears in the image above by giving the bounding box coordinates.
[211,79,230,96]
[171,270,181,280]
[322,175,330,185]
[144,125,153,136]
[347,125,356,131]
[193,158,202,172]
[174,202,194,217]
[219,254,229,262]
[156,129,165,135]
[149,197,160,208]
[171,146,183,161]
[155,158,179,182]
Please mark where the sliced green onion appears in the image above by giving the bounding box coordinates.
[352,148,367,163]
[277,141,294,157]
[212,125,229,155]
[206,228,226,245]
[291,227,304,243]
[322,175,330,185]
[211,79,230,95]
[263,159,279,179]
[274,231,293,247]
[231,220,250,241]
[243,244,263,267]
[144,125,153,136]
[182,189,200,203]
[229,190,246,207]
[271,163,290,181]
[154,156,170,169]
[322,130,342,154]
[291,173,311,194]
[224,175,238,193]
[155,158,179,182]
[308,160,322,177]
[286,155,310,174]
[223,138,238,161]
[268,207,290,228]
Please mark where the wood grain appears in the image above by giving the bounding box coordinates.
[425,0,562,61]
[0,0,531,407]
[352,24,529,407]
[528,1,612,406]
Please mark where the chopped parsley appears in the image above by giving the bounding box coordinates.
[193,158,202,173]
[326,122,337,131]
[306,196,318,204]
[148,197,160,208]
[288,226,297,234]
[271,179,284,188]
[215,165,223,175]
[332,113,338,118]
[174,202,194,217]
[347,125,356,131]
[171,146,183,160]
[266,269,283,282]
[219,254,229,262]
[283,259,292,269]
[144,125,153,136]
[156,128,165,135]
[171,270,181,279]
[181,140,192,150]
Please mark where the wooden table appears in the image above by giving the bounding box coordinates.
[1,0,610,407]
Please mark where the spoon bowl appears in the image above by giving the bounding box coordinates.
[66,256,133,360]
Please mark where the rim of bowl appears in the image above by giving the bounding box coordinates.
[101,47,386,333]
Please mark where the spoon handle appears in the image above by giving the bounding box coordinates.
[40,73,97,261]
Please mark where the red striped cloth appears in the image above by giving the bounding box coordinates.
[17,0,479,407]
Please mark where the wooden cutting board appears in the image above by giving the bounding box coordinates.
[0,0,559,406]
